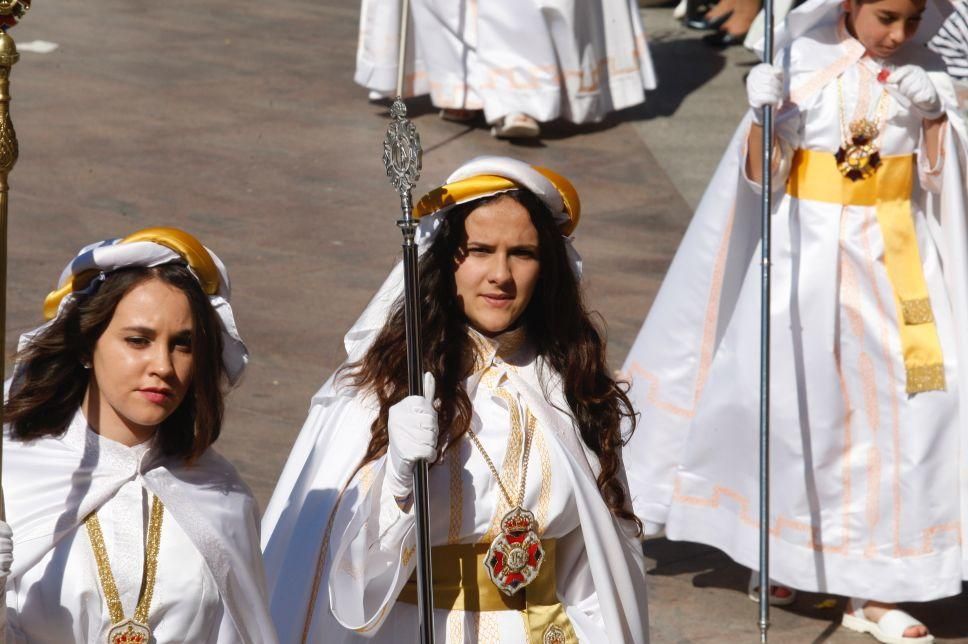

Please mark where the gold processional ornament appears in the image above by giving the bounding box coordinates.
[0,0,30,28]
[835,118,881,182]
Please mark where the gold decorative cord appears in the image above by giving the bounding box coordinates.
[837,75,889,144]
[85,495,165,625]
[466,386,536,510]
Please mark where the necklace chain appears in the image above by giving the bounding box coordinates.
[85,494,164,626]
[466,386,536,509]
[837,73,889,143]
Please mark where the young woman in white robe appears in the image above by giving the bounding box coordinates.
[355,0,657,138]
[261,157,650,643]
[0,227,278,643]
[622,0,968,640]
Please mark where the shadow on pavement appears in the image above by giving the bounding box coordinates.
[645,536,968,640]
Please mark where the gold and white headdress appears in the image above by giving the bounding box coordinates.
[29,226,248,386]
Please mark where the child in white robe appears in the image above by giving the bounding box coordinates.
[622,0,968,641]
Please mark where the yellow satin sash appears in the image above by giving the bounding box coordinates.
[786,149,945,394]
[398,540,576,643]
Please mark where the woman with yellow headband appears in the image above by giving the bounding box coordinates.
[261,157,650,643]
[0,228,277,643]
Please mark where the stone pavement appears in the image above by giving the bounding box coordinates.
[2,0,964,641]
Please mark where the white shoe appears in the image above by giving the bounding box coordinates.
[490,113,540,139]
[841,598,934,644]
[747,571,797,606]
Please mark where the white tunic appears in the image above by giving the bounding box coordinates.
[328,345,605,641]
[5,434,223,642]
[2,409,279,643]
[355,0,657,124]
[621,14,968,602]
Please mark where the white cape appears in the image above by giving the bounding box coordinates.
[2,419,278,643]
[355,0,657,124]
[261,267,649,643]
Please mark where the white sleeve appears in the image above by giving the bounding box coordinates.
[556,527,607,640]
[918,119,948,194]
[327,457,417,635]
[741,107,801,195]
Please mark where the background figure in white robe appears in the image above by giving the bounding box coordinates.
[355,0,657,138]
[0,228,278,643]
[621,0,968,640]
[261,157,649,643]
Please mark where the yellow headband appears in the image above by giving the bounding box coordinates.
[42,226,221,321]
[412,166,581,236]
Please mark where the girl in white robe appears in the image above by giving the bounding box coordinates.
[261,157,650,643]
[355,0,657,137]
[622,0,968,640]
[0,227,278,643]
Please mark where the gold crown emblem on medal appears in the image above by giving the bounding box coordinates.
[108,621,151,644]
[502,510,535,534]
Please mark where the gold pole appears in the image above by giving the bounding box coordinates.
[0,29,20,520]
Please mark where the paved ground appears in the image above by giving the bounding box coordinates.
[2,0,965,641]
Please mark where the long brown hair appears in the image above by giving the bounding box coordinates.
[345,190,641,531]
[4,263,226,462]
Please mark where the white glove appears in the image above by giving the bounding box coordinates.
[887,65,943,120]
[385,372,438,502]
[0,520,12,592]
[747,63,784,124]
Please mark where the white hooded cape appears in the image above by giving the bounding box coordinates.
[2,417,278,643]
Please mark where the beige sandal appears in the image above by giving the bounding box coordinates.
[841,598,934,644]
[490,112,540,139]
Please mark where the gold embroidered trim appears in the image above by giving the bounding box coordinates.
[447,446,464,544]
[401,545,416,567]
[535,430,553,536]
[906,363,946,394]
[901,298,934,325]
[85,495,164,626]
[478,380,526,544]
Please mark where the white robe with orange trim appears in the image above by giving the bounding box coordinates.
[354,0,657,125]
[622,13,968,602]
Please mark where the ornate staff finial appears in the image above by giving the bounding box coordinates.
[383,99,422,206]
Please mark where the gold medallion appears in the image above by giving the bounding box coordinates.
[107,618,151,644]
[836,118,881,182]
[483,506,545,596]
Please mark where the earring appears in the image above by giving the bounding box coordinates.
[81,360,92,370]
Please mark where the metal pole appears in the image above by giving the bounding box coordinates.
[758,0,775,639]
[0,20,21,522]
[384,1,433,638]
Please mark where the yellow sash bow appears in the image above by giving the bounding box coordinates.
[787,149,945,394]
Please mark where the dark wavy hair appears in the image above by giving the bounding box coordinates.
[344,190,641,532]
[4,263,226,462]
